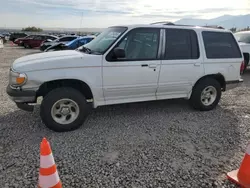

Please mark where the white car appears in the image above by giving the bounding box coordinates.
[7,23,244,132]
[234,31,250,72]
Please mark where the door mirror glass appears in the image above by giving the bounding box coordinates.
[113,47,125,58]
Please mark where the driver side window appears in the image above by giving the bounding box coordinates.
[112,28,160,61]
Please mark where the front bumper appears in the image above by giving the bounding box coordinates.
[225,78,243,90]
[6,85,36,111]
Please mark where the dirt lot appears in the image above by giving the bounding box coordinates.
[1,44,250,187]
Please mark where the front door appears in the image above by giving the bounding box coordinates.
[103,28,162,104]
[29,36,43,47]
[157,28,204,99]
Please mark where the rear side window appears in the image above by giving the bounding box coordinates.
[46,36,57,40]
[202,31,242,59]
[165,29,199,60]
[34,36,43,40]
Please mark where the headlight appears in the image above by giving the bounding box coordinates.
[9,68,27,86]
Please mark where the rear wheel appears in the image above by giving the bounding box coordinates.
[40,87,89,132]
[190,78,221,111]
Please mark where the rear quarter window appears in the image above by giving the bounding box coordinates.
[202,31,242,59]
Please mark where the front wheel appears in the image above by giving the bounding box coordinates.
[24,43,30,49]
[190,78,221,111]
[40,87,89,132]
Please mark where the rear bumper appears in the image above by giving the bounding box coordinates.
[226,78,243,90]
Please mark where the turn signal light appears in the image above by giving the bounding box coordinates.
[16,76,26,85]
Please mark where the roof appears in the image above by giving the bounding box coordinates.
[113,22,230,33]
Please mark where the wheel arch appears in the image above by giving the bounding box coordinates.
[37,79,94,101]
[190,73,226,98]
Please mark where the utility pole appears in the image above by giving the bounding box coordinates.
[79,12,84,35]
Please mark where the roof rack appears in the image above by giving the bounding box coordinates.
[202,25,225,29]
[150,21,175,25]
[150,22,199,27]
[150,22,225,30]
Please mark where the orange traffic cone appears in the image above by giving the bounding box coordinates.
[38,138,62,188]
[227,143,250,188]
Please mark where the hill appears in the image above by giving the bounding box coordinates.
[174,14,250,29]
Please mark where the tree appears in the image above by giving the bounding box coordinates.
[22,26,43,32]
[230,27,237,33]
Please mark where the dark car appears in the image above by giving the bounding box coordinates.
[40,35,78,51]
[9,32,28,42]
[23,35,58,48]
[44,36,95,52]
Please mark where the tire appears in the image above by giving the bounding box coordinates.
[243,53,249,73]
[24,43,30,49]
[40,87,89,132]
[190,78,221,111]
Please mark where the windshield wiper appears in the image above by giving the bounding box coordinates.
[77,46,92,54]
[77,46,102,55]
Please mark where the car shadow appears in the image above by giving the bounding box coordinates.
[0,99,242,187]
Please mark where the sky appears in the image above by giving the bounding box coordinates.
[1,0,250,28]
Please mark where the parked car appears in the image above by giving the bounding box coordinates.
[40,35,78,51]
[234,31,250,72]
[23,35,58,48]
[44,36,95,52]
[0,34,7,43]
[6,23,244,132]
[14,35,37,46]
[1,33,10,41]
[9,32,28,42]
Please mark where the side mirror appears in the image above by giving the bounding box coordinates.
[113,47,125,59]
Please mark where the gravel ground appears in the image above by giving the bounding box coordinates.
[1,44,250,188]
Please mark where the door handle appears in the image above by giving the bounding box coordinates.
[149,64,157,68]
[194,63,200,67]
[141,64,148,67]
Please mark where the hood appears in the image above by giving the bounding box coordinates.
[44,43,66,52]
[12,50,84,71]
[238,42,250,46]
[238,42,250,52]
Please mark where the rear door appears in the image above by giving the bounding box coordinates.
[156,28,204,99]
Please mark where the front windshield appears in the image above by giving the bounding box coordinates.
[82,27,127,54]
[234,32,250,43]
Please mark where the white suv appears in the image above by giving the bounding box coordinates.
[7,23,244,132]
[234,31,250,72]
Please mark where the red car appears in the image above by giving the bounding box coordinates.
[14,35,36,46]
[23,35,58,48]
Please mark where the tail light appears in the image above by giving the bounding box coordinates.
[240,60,245,75]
